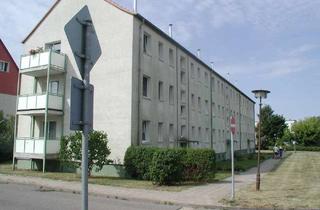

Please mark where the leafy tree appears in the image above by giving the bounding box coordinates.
[291,117,320,146]
[256,105,287,149]
[59,130,111,176]
[0,111,14,161]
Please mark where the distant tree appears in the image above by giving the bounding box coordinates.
[0,111,14,162]
[256,105,287,149]
[59,130,111,176]
[291,117,320,146]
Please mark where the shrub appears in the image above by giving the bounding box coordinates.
[59,130,111,176]
[285,145,320,152]
[150,149,184,185]
[0,111,14,162]
[124,146,160,180]
[182,149,215,181]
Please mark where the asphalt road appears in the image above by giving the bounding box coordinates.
[0,182,181,210]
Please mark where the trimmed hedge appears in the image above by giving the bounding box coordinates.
[124,146,216,185]
[285,145,320,152]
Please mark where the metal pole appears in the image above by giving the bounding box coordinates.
[81,20,92,210]
[256,97,262,191]
[231,130,235,199]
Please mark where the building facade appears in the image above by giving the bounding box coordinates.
[13,0,255,170]
[0,39,19,117]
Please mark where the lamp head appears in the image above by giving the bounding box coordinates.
[252,89,270,99]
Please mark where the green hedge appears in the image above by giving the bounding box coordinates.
[124,147,216,185]
[285,145,320,152]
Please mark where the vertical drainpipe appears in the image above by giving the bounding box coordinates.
[175,47,179,147]
[43,49,52,173]
[137,18,144,146]
[186,56,190,148]
[12,59,22,170]
[209,71,213,149]
[61,54,67,139]
[239,95,242,152]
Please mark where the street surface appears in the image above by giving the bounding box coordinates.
[0,182,180,210]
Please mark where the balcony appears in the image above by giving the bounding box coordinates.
[17,93,63,115]
[20,51,66,77]
[15,137,60,158]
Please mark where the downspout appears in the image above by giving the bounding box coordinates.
[186,57,190,148]
[136,18,145,146]
[61,54,67,140]
[239,95,242,152]
[209,72,213,149]
[175,46,179,147]
[43,49,52,173]
[12,61,22,170]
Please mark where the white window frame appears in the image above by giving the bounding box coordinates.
[0,60,9,72]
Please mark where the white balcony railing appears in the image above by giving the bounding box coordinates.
[20,51,65,74]
[15,138,60,154]
[17,93,63,111]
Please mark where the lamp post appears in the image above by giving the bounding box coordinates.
[252,89,270,191]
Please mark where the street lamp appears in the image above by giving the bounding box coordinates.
[252,89,270,191]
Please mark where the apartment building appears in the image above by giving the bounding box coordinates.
[13,0,255,170]
[0,39,19,117]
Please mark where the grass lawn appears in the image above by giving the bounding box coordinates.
[0,162,228,192]
[234,151,320,209]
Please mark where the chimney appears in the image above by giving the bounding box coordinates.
[169,24,173,38]
[210,61,214,70]
[133,0,137,13]
[197,49,201,58]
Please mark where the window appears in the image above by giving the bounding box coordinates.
[205,100,209,114]
[169,124,174,142]
[181,105,186,117]
[158,122,163,142]
[180,71,186,84]
[212,103,216,116]
[198,127,202,140]
[205,72,208,83]
[49,81,59,95]
[181,125,187,138]
[180,90,186,102]
[142,120,150,142]
[191,94,195,109]
[169,85,174,105]
[45,41,61,53]
[197,67,201,79]
[142,76,150,97]
[180,56,186,70]
[158,42,164,61]
[0,61,9,72]
[169,48,174,67]
[206,128,209,141]
[190,63,195,78]
[158,81,164,101]
[40,121,57,140]
[211,77,215,91]
[143,33,151,55]
[192,126,195,140]
[198,97,201,112]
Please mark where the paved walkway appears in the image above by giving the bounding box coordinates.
[0,157,282,208]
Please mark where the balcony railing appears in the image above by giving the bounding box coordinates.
[15,137,60,155]
[17,93,63,112]
[20,51,65,76]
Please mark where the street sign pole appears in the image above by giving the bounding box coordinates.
[65,6,101,210]
[230,116,236,200]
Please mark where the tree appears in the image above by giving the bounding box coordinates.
[256,105,287,149]
[0,111,14,161]
[291,117,320,146]
[59,130,111,176]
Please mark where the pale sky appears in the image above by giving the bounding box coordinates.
[1,0,319,120]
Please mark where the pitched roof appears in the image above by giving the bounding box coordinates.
[21,0,254,103]
[0,39,19,71]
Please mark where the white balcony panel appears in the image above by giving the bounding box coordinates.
[36,95,46,109]
[18,97,27,110]
[34,140,44,154]
[46,140,60,154]
[20,56,30,69]
[51,53,65,69]
[25,140,34,153]
[16,140,25,153]
[39,52,50,66]
[27,96,37,109]
[29,54,40,68]
[48,95,63,110]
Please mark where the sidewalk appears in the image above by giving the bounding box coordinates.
[0,157,283,208]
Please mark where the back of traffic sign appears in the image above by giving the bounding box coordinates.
[230,116,236,135]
